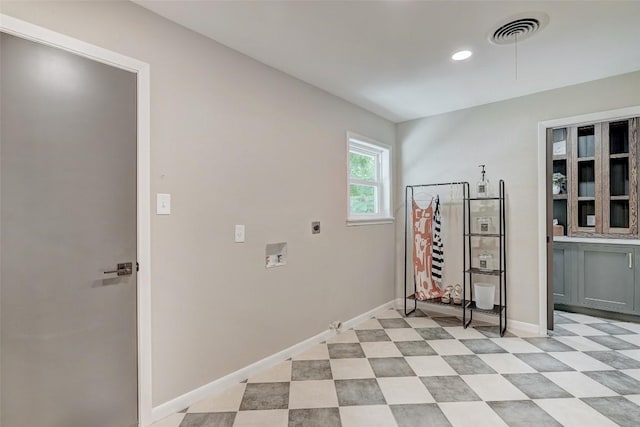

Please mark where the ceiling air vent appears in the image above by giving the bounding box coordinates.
[489,12,549,45]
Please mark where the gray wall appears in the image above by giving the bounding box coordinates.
[0,1,396,406]
[396,70,640,326]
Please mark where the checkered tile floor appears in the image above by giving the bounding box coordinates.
[153,309,640,427]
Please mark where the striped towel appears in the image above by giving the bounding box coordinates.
[431,196,444,286]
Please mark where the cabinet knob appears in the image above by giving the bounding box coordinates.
[629,253,633,269]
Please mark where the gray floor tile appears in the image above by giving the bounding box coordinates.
[488,400,561,427]
[355,329,391,342]
[473,326,515,338]
[288,408,341,427]
[431,316,463,327]
[503,373,572,399]
[239,383,290,410]
[554,314,578,324]
[397,308,429,317]
[442,355,496,375]
[586,335,640,350]
[390,403,452,427]
[582,396,640,427]
[548,326,578,337]
[585,351,640,369]
[514,353,575,372]
[379,318,411,329]
[334,378,386,406]
[395,341,437,356]
[328,343,365,359]
[583,370,640,395]
[291,360,332,381]
[524,337,575,352]
[180,413,236,427]
[460,339,507,354]
[415,327,454,340]
[369,357,415,377]
[588,322,637,335]
[420,376,481,402]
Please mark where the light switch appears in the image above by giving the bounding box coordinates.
[235,225,245,243]
[156,193,171,215]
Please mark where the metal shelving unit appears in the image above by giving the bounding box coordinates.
[463,179,507,336]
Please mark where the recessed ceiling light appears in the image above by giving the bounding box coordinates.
[452,50,472,61]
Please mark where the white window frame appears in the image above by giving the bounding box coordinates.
[346,132,393,225]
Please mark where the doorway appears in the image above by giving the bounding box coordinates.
[1,18,151,427]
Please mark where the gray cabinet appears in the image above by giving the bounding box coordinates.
[553,240,639,315]
[578,244,635,313]
[553,242,575,304]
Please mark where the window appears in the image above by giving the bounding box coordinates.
[347,132,392,223]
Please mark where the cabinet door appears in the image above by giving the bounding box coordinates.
[570,124,602,235]
[578,245,634,313]
[553,244,572,304]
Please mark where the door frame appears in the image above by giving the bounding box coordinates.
[0,14,153,427]
[537,105,640,335]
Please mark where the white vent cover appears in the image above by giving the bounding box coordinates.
[489,12,549,45]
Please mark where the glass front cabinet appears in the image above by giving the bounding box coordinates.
[553,117,638,238]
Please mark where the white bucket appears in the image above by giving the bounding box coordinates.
[474,283,495,310]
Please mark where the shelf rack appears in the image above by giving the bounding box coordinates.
[403,181,470,317]
[463,179,507,336]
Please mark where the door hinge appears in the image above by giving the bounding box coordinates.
[136,262,139,272]
[547,236,550,243]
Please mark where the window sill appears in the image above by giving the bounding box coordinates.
[346,217,395,226]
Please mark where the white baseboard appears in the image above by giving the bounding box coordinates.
[151,300,396,423]
[395,298,541,336]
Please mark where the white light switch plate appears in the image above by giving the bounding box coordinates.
[157,193,171,215]
[235,225,245,243]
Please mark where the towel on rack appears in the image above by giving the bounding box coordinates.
[412,199,445,300]
[432,196,444,288]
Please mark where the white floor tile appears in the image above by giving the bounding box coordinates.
[625,394,640,405]
[330,358,375,379]
[385,328,424,342]
[327,330,359,344]
[405,355,457,376]
[554,335,610,352]
[461,374,528,401]
[377,377,435,404]
[491,338,543,353]
[559,313,607,324]
[404,317,440,328]
[439,402,508,427]
[534,398,618,427]
[549,351,614,371]
[478,353,537,374]
[339,405,398,427]
[247,361,291,383]
[188,383,246,412]
[292,343,329,360]
[428,339,473,356]
[542,372,617,397]
[361,342,403,358]
[354,319,383,330]
[618,349,640,362]
[557,323,609,336]
[151,413,186,427]
[617,334,640,346]
[232,409,288,427]
[612,322,640,333]
[375,309,403,319]
[443,326,486,339]
[621,369,640,381]
[289,380,338,409]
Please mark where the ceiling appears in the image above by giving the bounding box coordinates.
[134,1,640,123]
